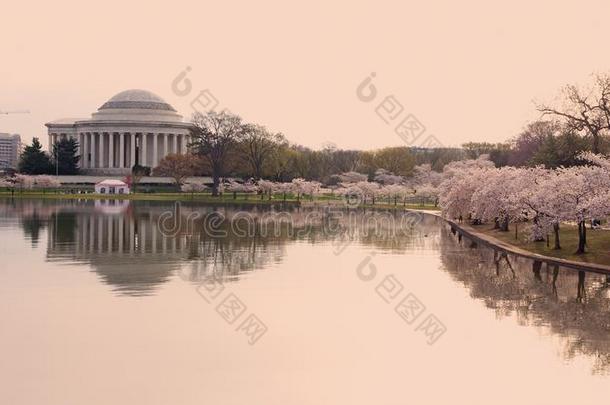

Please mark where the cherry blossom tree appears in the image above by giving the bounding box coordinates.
[513,166,559,244]
[550,165,610,253]
[14,174,35,192]
[34,175,61,193]
[257,179,276,200]
[380,184,410,205]
[414,184,440,207]
[470,167,525,231]
[373,169,404,185]
[226,179,258,200]
[273,181,292,202]
[438,156,495,221]
[181,182,207,198]
[337,171,368,183]
[290,178,322,201]
[412,164,442,188]
[335,182,364,206]
[354,181,380,205]
[410,164,442,206]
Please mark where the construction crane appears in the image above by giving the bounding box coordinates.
[0,109,30,115]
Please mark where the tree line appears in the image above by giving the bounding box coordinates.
[15,72,610,193]
[439,153,610,255]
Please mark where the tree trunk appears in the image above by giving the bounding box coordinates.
[593,135,600,154]
[500,216,509,232]
[576,220,586,254]
[551,265,559,297]
[553,223,561,250]
[212,174,220,196]
[532,215,544,241]
[532,260,542,281]
[577,271,586,302]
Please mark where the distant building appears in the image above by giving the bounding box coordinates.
[94,179,130,194]
[0,133,21,169]
[45,89,193,175]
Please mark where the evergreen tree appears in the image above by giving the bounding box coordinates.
[52,138,80,175]
[18,138,53,174]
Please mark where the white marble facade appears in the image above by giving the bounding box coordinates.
[46,89,193,174]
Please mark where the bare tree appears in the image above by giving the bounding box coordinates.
[509,120,560,166]
[153,153,199,188]
[190,111,248,196]
[241,124,285,179]
[537,73,610,154]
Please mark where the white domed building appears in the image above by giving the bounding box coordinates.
[46,89,193,175]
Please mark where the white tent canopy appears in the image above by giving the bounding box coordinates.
[94,179,130,194]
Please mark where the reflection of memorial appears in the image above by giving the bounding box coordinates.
[40,201,439,294]
[46,207,188,296]
[9,196,610,370]
[439,226,610,374]
[40,201,294,295]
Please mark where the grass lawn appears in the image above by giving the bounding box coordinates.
[474,222,610,266]
[0,191,299,204]
[0,190,441,210]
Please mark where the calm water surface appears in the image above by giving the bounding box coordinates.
[1,198,609,404]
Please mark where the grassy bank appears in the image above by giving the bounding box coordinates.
[0,190,441,210]
[474,222,610,267]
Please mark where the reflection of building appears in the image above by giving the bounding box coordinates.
[45,89,193,174]
[0,133,21,169]
[94,199,130,214]
[46,208,190,296]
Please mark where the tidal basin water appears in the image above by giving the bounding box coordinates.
[1,198,609,404]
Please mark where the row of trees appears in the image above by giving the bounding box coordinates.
[18,138,79,175]
[438,153,610,254]
[16,72,610,192]
[463,73,610,168]
[0,174,61,192]
[185,111,428,194]
[461,121,595,168]
[174,163,442,206]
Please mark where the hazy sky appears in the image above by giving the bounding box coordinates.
[1,0,609,150]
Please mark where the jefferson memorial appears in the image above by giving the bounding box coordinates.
[46,89,193,175]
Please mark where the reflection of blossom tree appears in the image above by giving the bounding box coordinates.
[170,207,441,282]
[440,226,610,374]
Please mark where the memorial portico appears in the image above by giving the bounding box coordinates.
[46,89,193,175]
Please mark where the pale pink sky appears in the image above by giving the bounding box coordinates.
[1,0,609,150]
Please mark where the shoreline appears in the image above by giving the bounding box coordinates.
[0,191,441,211]
[434,213,610,275]
[4,191,608,272]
